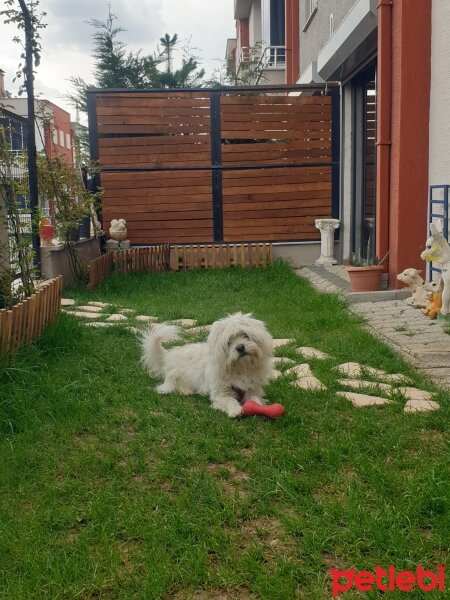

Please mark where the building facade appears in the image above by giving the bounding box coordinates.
[229,0,449,287]
[231,0,290,84]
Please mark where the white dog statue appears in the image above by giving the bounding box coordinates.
[396,268,428,308]
[420,223,450,316]
[141,312,274,417]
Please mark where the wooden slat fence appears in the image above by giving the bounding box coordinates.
[0,276,63,356]
[87,245,171,289]
[89,86,337,245]
[86,252,114,289]
[114,245,171,274]
[86,243,273,288]
[171,243,273,270]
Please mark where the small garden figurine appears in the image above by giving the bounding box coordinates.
[420,224,450,318]
[396,268,428,308]
[421,278,443,320]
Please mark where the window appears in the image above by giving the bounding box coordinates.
[304,0,318,31]
[65,133,71,149]
[270,0,285,47]
[59,129,65,147]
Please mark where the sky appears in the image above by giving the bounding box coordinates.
[1,0,235,119]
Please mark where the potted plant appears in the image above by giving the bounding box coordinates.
[346,238,389,292]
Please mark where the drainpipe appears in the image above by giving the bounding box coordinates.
[376,0,392,281]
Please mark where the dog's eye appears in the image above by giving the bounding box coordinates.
[243,333,250,340]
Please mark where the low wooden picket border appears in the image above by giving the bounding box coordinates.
[171,243,273,271]
[87,245,171,289]
[0,276,63,356]
[86,243,273,288]
[86,252,114,290]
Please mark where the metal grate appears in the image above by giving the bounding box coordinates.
[428,184,449,278]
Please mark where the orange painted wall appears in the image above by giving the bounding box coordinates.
[43,100,73,165]
[388,0,431,286]
[285,0,300,84]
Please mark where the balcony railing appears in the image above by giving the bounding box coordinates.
[237,45,286,84]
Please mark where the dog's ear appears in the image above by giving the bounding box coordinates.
[207,321,229,365]
[247,319,274,357]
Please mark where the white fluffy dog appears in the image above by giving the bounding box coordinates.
[141,312,273,417]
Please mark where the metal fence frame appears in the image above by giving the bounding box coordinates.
[87,83,341,245]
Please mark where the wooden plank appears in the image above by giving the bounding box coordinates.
[99,135,211,149]
[220,107,332,120]
[103,200,212,213]
[223,224,324,235]
[219,95,331,106]
[223,231,320,241]
[224,198,330,213]
[223,206,330,220]
[97,106,211,117]
[98,115,211,126]
[102,182,212,194]
[97,96,211,108]
[220,119,331,131]
[220,129,331,140]
[103,210,212,222]
[222,171,332,187]
[222,165,330,178]
[222,139,331,152]
[223,181,331,196]
[98,124,211,135]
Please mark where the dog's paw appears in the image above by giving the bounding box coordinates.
[156,383,174,395]
[225,402,244,418]
[212,398,243,418]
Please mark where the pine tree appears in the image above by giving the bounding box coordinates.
[67,8,205,113]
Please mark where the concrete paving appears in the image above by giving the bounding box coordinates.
[297,265,450,390]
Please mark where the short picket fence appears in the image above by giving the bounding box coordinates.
[0,276,63,356]
[86,243,273,289]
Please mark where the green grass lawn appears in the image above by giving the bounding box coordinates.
[0,262,448,599]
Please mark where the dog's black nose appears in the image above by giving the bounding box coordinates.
[236,344,246,354]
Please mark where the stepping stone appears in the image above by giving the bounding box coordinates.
[168,319,197,327]
[285,364,313,378]
[336,362,410,383]
[335,362,364,377]
[135,315,158,323]
[404,399,440,413]
[119,308,134,314]
[187,325,212,334]
[106,313,128,322]
[336,391,391,407]
[337,378,392,394]
[297,346,330,360]
[61,298,75,306]
[77,305,103,313]
[273,338,294,348]
[397,387,436,402]
[291,376,326,391]
[383,373,411,384]
[70,311,100,319]
[270,369,284,380]
[127,326,140,335]
[84,322,115,328]
[87,301,110,308]
[273,357,295,366]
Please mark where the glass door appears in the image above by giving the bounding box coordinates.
[352,64,377,260]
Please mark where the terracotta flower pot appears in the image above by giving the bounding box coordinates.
[346,265,384,292]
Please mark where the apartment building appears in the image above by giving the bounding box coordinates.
[231,0,299,84]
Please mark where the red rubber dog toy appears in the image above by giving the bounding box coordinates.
[242,400,285,419]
